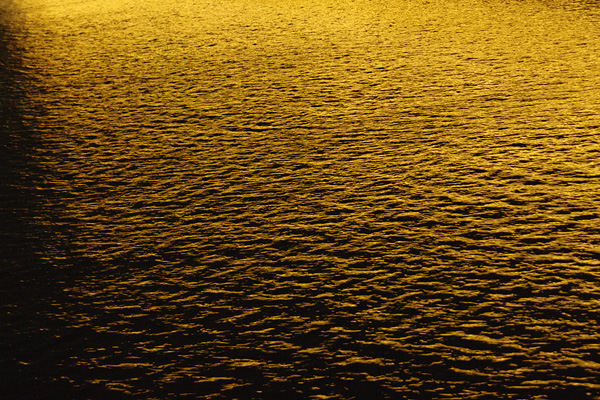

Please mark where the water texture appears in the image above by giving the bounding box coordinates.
[2,0,600,398]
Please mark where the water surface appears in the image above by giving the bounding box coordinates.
[2,0,600,398]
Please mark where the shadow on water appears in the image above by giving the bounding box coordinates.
[0,6,80,399]
[0,5,38,270]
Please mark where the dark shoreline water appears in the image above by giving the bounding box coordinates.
[3,0,600,398]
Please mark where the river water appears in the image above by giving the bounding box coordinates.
[2,0,600,398]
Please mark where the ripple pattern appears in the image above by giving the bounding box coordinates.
[3,0,600,398]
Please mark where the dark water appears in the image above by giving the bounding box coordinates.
[2,0,600,398]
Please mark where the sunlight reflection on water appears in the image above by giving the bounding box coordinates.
[2,0,600,398]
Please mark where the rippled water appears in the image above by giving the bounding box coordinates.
[2,0,600,398]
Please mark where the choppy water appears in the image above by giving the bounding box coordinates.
[2,0,600,398]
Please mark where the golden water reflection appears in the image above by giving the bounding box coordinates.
[3,0,600,398]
